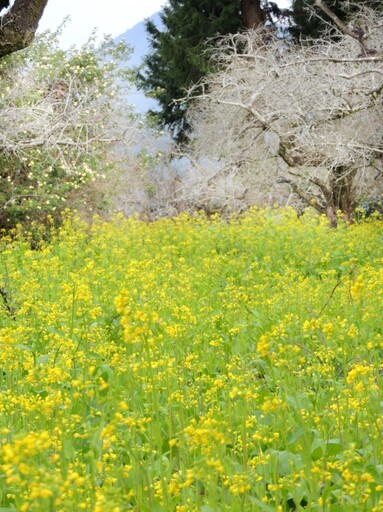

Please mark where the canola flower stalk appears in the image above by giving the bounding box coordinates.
[0,208,382,511]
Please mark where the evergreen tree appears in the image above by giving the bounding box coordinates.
[139,0,382,140]
[138,1,241,141]
[138,0,287,141]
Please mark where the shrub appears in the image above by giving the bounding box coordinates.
[0,28,134,233]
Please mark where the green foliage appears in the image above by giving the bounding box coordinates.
[0,209,383,510]
[0,27,133,233]
[138,0,243,142]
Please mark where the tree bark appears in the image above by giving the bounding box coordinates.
[241,0,265,29]
[329,165,356,225]
[0,0,49,59]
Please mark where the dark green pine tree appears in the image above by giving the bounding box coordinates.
[138,1,242,141]
[138,0,271,142]
[291,0,382,39]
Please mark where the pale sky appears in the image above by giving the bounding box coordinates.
[38,0,291,49]
[38,0,168,48]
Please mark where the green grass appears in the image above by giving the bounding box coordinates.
[0,208,382,511]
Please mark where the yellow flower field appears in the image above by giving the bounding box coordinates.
[0,208,382,511]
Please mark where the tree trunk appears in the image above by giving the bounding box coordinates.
[241,0,265,29]
[326,165,357,227]
[0,0,49,59]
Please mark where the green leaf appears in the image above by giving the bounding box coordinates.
[14,343,33,352]
[287,427,305,445]
[46,326,65,338]
[32,389,48,399]
[36,354,49,365]
[248,497,276,511]
[326,439,343,456]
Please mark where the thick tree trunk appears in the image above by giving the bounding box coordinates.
[242,0,265,29]
[280,165,357,228]
[0,0,49,59]
[325,166,356,227]
[330,165,356,225]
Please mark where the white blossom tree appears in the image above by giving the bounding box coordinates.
[0,30,135,230]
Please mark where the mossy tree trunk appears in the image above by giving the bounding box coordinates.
[0,0,49,59]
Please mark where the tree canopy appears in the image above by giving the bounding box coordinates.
[138,0,242,141]
[139,0,383,142]
[138,0,291,142]
[182,2,383,226]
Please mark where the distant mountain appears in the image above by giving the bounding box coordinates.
[116,12,162,113]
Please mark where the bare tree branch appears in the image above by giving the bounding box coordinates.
[181,5,383,226]
[314,0,378,56]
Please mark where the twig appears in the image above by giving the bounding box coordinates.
[315,267,355,319]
